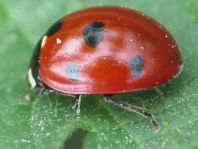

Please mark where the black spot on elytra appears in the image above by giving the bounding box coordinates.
[65,63,80,81]
[46,19,63,36]
[83,22,104,48]
[130,55,144,78]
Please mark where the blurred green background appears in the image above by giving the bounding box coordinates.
[0,0,198,149]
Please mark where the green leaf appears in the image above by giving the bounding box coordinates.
[0,0,198,148]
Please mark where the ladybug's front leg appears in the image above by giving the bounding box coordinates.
[72,95,82,115]
[104,95,161,132]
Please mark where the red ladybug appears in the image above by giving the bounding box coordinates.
[27,6,183,132]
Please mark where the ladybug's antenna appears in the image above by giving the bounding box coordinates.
[104,95,161,132]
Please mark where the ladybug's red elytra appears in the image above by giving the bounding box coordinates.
[27,6,183,132]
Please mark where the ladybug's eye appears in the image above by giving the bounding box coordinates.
[83,21,104,48]
[65,63,80,81]
[130,55,144,78]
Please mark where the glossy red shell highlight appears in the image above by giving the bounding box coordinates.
[38,7,182,94]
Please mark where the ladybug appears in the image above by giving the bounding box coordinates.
[27,6,183,132]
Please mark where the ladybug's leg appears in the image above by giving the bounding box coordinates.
[104,95,161,132]
[72,95,82,115]
[36,87,45,96]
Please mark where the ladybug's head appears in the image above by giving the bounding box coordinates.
[27,39,41,89]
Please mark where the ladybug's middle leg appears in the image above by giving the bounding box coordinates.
[72,95,82,115]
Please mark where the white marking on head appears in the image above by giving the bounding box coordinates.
[56,38,62,44]
[28,69,36,88]
[41,36,48,48]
